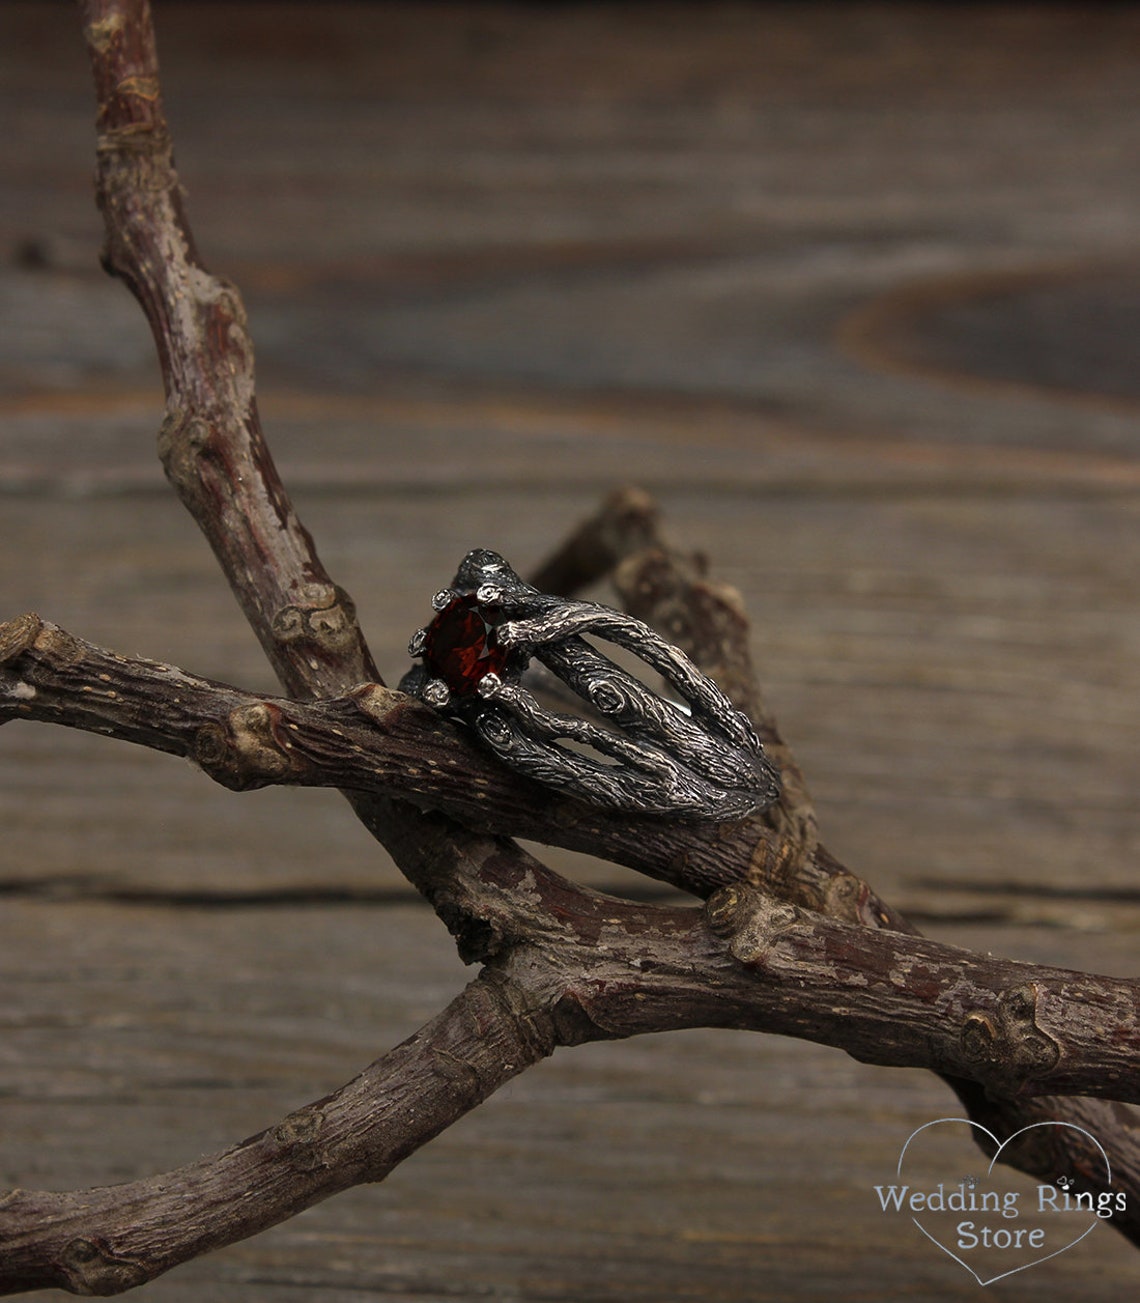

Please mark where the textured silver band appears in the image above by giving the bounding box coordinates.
[400,549,781,821]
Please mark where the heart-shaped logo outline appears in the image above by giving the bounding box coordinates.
[897,1117,1111,1286]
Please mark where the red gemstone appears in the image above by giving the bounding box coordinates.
[423,595,507,696]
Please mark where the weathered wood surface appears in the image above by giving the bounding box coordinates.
[2,3,1139,1299]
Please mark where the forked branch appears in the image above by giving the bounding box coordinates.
[1,0,1138,1293]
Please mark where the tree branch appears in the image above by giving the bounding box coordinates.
[84,0,375,700]
[0,611,807,902]
[76,0,576,965]
[7,863,1140,1292]
[3,0,1139,1292]
[6,614,1140,1106]
[0,974,557,1294]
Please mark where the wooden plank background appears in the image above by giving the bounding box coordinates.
[2,3,1139,1299]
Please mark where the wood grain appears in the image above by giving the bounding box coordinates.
[2,3,1139,1298]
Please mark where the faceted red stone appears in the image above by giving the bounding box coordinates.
[423,595,507,696]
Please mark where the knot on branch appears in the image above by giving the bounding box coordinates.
[84,10,126,54]
[95,123,173,177]
[195,702,299,790]
[960,984,1061,1096]
[350,682,403,725]
[430,1048,484,1104]
[60,1236,147,1296]
[273,1109,332,1173]
[0,613,44,666]
[705,884,804,966]
[272,585,361,654]
[157,411,214,493]
[818,867,868,922]
[1,618,84,671]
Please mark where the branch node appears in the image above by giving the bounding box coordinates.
[430,1048,483,1103]
[84,12,126,54]
[194,703,296,790]
[95,125,173,179]
[33,622,84,667]
[819,866,881,925]
[271,585,360,653]
[60,1235,147,1296]
[273,1109,331,1173]
[705,884,802,963]
[704,884,751,937]
[350,681,403,724]
[157,410,213,492]
[960,983,1062,1095]
[0,613,44,666]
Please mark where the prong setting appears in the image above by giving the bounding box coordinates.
[422,679,451,708]
[398,548,781,820]
[476,672,504,699]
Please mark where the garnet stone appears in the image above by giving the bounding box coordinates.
[423,594,508,697]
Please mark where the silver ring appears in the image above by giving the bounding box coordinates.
[399,549,781,821]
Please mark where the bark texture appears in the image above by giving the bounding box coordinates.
[1,0,1138,1292]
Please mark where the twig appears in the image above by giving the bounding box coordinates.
[530,493,1140,1240]
[2,0,1139,1293]
[5,619,1140,1105]
[77,0,563,958]
[0,975,555,1293]
[0,612,785,902]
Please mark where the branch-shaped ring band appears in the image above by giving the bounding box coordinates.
[399,550,781,821]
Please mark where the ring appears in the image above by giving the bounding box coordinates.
[399,549,781,821]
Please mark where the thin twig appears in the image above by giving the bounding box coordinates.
[2,1,1139,1294]
[6,618,1140,1104]
[0,975,556,1294]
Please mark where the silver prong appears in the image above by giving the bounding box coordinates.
[406,549,780,820]
[422,679,451,707]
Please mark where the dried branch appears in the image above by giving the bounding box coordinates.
[0,611,816,902]
[531,495,1140,1244]
[535,491,819,874]
[1,0,1138,1293]
[0,976,556,1294]
[5,787,1140,1291]
[76,0,562,952]
[5,618,1140,1106]
[529,494,1140,1240]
